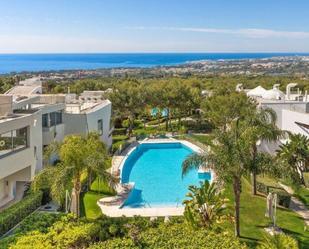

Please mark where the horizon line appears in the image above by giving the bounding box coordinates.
[1,51,309,55]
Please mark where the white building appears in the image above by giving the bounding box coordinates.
[242,83,309,137]
[0,78,112,208]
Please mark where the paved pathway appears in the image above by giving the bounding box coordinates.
[279,183,309,226]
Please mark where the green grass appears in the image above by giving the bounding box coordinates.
[294,186,309,209]
[189,134,213,146]
[257,175,283,189]
[281,173,309,209]
[80,178,115,219]
[304,172,309,186]
[224,178,309,248]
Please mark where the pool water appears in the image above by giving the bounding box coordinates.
[121,142,211,208]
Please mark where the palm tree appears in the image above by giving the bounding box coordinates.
[244,107,284,195]
[183,181,226,228]
[182,121,251,237]
[277,133,309,186]
[32,133,116,217]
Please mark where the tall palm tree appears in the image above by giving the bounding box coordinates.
[244,107,284,195]
[33,132,116,217]
[277,133,309,186]
[182,121,251,237]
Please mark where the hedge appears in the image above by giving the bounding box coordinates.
[112,135,128,144]
[88,222,247,249]
[113,128,126,136]
[0,191,43,236]
[146,118,166,126]
[256,181,269,195]
[256,181,291,208]
[10,215,100,249]
[272,190,292,208]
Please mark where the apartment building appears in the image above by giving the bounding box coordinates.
[0,78,112,208]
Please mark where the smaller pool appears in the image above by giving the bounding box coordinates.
[120,142,211,208]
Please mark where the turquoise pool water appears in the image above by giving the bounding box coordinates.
[121,142,211,208]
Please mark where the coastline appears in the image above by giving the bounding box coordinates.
[1,52,309,75]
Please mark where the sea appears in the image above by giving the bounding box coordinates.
[0,53,308,74]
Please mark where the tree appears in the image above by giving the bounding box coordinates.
[183,181,226,228]
[182,120,252,237]
[109,80,146,136]
[244,107,284,195]
[32,133,116,217]
[202,91,255,131]
[277,133,309,186]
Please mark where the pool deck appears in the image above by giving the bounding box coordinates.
[98,205,184,217]
[98,138,206,217]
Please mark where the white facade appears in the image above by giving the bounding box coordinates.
[0,101,42,207]
[64,101,112,147]
[243,83,309,138]
[281,109,309,137]
[0,79,112,208]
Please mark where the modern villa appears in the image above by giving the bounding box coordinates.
[237,83,309,137]
[0,78,112,208]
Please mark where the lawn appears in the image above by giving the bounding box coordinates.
[80,177,115,219]
[225,178,309,248]
[190,135,309,248]
[293,172,309,208]
[294,187,309,208]
[189,134,213,146]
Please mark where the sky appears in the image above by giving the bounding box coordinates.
[1,0,309,53]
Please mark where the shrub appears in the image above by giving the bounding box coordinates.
[111,140,125,154]
[88,222,247,249]
[112,135,128,143]
[0,212,62,249]
[113,128,127,136]
[256,181,269,195]
[272,190,291,208]
[256,181,291,208]
[147,118,166,126]
[122,119,143,129]
[10,214,100,249]
[0,191,43,236]
[257,234,299,249]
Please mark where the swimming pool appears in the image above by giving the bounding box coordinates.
[120,142,211,208]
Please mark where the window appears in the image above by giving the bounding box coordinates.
[0,127,28,157]
[55,111,62,125]
[42,111,62,128]
[50,112,56,126]
[42,114,49,128]
[98,119,103,135]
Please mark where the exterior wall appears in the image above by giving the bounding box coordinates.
[0,179,5,200]
[261,102,309,128]
[39,103,65,146]
[63,113,87,135]
[64,102,112,147]
[281,109,309,137]
[0,112,42,179]
[0,112,41,206]
[85,103,112,147]
[42,124,65,146]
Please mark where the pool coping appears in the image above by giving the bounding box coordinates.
[98,138,210,217]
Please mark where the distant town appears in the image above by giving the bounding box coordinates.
[2,56,309,80]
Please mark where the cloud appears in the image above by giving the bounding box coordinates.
[127,26,309,39]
